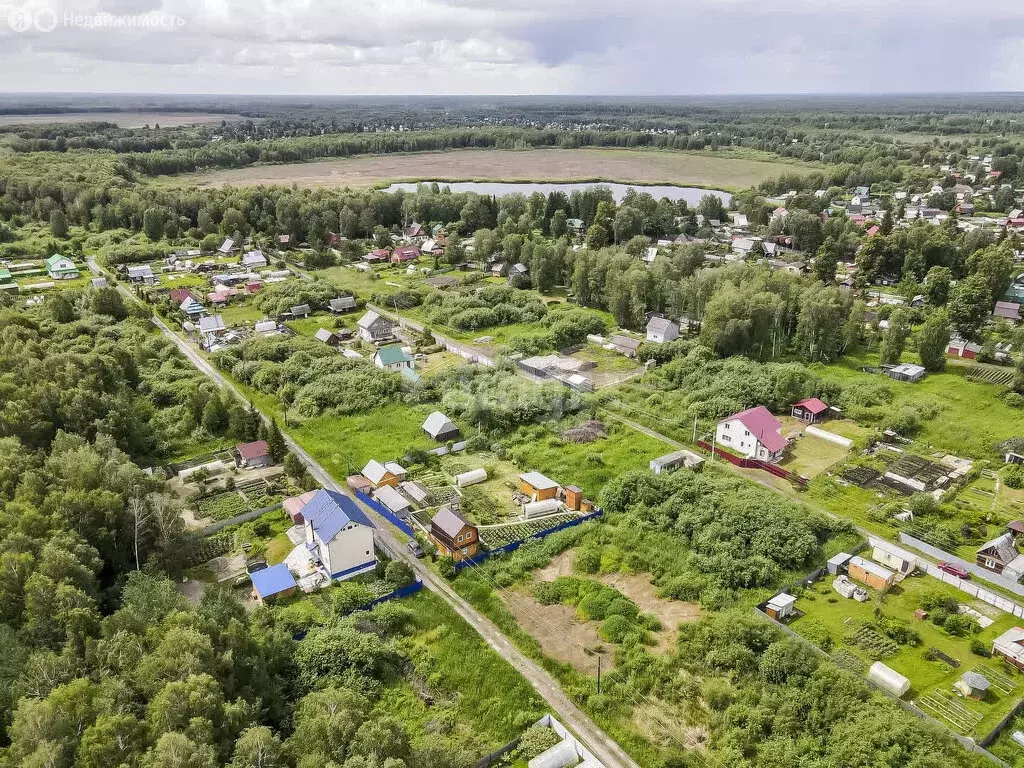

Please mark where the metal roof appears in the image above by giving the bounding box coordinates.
[432,505,471,538]
[301,489,372,543]
[520,471,558,491]
[250,563,296,598]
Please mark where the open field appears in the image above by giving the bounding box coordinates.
[0,111,240,127]
[177,147,821,191]
[789,572,1023,737]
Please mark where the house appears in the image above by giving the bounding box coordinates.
[561,485,585,512]
[241,250,268,269]
[373,345,413,372]
[363,249,390,263]
[217,237,237,254]
[255,320,280,336]
[126,264,156,284]
[91,276,107,288]
[885,363,926,383]
[519,471,559,501]
[646,317,679,344]
[361,459,400,489]
[179,296,206,318]
[993,301,1022,324]
[300,489,376,580]
[946,337,982,359]
[608,335,642,358]
[283,489,318,524]
[976,532,1024,580]
[649,449,705,474]
[234,440,272,469]
[715,406,787,461]
[490,262,510,277]
[827,552,853,575]
[848,556,895,590]
[392,246,420,263]
[765,593,797,621]
[249,564,297,604]
[429,505,478,561]
[373,484,412,518]
[290,304,312,319]
[357,310,395,343]
[565,218,585,235]
[314,328,340,347]
[44,254,78,279]
[197,315,227,344]
[508,263,529,282]
[277,234,291,249]
[422,411,460,441]
[790,397,829,424]
[955,672,990,701]
[404,222,426,238]
[420,238,443,256]
[329,296,357,313]
[993,627,1024,671]
[169,288,194,304]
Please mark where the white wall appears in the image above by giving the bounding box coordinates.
[319,525,376,580]
[716,419,759,459]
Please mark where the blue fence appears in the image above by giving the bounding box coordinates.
[356,489,416,537]
[292,578,425,640]
[455,509,603,570]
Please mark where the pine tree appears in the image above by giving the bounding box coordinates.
[263,418,287,462]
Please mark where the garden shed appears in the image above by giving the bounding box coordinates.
[867,662,910,697]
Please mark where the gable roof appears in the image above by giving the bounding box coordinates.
[291,304,311,316]
[373,484,411,513]
[250,564,296,598]
[362,459,392,485]
[301,488,372,543]
[375,345,411,365]
[978,532,1018,563]
[45,254,73,268]
[994,301,1021,321]
[793,397,829,415]
[423,411,457,438]
[236,440,269,460]
[609,334,642,352]
[431,505,472,538]
[647,316,677,334]
[127,264,154,278]
[198,315,226,333]
[358,310,388,329]
[723,406,787,453]
[314,328,336,343]
[180,297,205,313]
[330,296,356,311]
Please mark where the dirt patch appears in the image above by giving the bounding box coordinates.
[535,549,575,582]
[183,148,811,191]
[599,572,701,652]
[499,587,610,674]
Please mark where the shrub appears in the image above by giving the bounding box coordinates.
[515,725,560,761]
[574,547,601,574]
[970,638,990,657]
[942,613,979,637]
[1004,465,1024,490]
[384,560,414,589]
[599,614,633,643]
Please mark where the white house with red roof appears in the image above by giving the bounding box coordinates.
[715,406,788,461]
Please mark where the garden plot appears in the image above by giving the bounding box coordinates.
[781,432,851,479]
[789,573,1024,736]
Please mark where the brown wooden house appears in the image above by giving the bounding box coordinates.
[429,505,478,561]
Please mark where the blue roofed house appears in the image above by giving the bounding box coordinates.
[300,489,377,581]
[249,563,297,604]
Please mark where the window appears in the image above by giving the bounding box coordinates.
[461,547,468,555]
[723,423,729,430]
[365,550,371,556]
[744,429,750,436]
[985,557,997,568]
[721,434,730,442]
[457,534,464,543]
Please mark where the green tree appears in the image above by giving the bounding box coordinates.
[585,223,608,250]
[612,205,643,244]
[948,273,993,341]
[879,308,911,364]
[262,419,287,462]
[202,395,229,435]
[144,732,216,768]
[77,714,146,768]
[917,310,951,372]
[143,208,165,241]
[923,266,952,306]
[229,726,285,768]
[91,287,127,319]
[50,209,69,238]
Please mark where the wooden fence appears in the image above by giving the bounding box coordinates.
[695,440,808,487]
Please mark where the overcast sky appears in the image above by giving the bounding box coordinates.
[1,0,1022,95]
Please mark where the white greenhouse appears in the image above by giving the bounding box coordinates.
[867,662,910,697]
[455,468,488,488]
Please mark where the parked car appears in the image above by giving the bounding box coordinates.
[407,540,425,558]
[938,561,971,579]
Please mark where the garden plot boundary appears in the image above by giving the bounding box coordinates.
[895,533,1024,605]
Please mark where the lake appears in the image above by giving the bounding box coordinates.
[381,180,731,206]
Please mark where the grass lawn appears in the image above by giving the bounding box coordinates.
[571,343,640,373]
[503,418,668,499]
[290,402,439,474]
[266,532,294,565]
[316,263,420,299]
[220,303,266,326]
[418,349,465,375]
[285,313,336,338]
[780,430,850,479]
[432,452,525,525]
[789,573,1024,737]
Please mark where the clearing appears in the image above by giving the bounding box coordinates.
[178,147,819,191]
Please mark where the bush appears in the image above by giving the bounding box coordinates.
[942,613,979,637]
[384,560,414,589]
[574,547,601,574]
[515,725,560,761]
[599,614,633,643]
[1004,465,1024,490]
[970,638,990,657]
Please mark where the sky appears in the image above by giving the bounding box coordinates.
[0,0,1023,95]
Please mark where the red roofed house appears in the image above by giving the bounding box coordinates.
[169,288,194,304]
[715,406,788,461]
[283,489,318,525]
[865,225,880,237]
[1008,218,1024,230]
[234,440,273,469]
[392,246,420,263]
[993,301,1022,324]
[791,397,830,424]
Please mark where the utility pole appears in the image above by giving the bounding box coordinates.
[597,654,602,694]
[692,415,698,444]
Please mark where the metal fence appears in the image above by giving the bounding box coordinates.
[355,490,416,537]
[898,533,1024,604]
[454,510,603,571]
